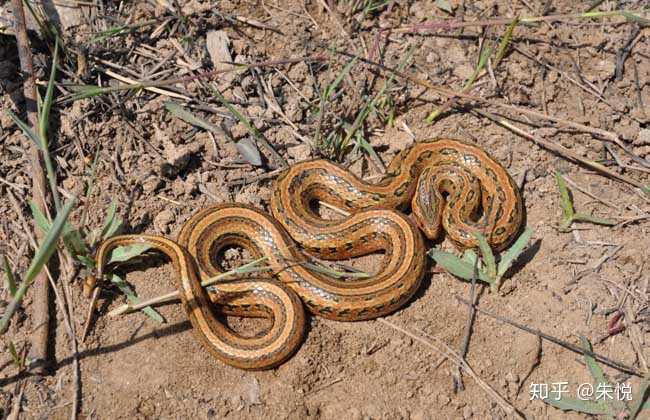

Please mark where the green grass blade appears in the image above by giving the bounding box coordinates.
[497,227,534,278]
[165,101,224,134]
[99,200,121,241]
[555,171,575,227]
[340,46,414,153]
[31,199,87,257]
[622,11,650,25]
[110,274,163,323]
[2,256,17,297]
[629,378,650,419]
[7,341,21,368]
[323,55,358,102]
[302,261,370,279]
[579,336,609,387]
[5,110,43,149]
[212,88,263,141]
[62,228,89,257]
[39,37,58,146]
[572,213,616,226]
[77,255,96,269]
[428,249,493,284]
[462,46,493,91]
[29,200,52,233]
[211,87,282,166]
[494,18,519,66]
[67,84,124,101]
[0,198,76,334]
[542,397,608,415]
[38,37,62,211]
[472,231,497,278]
[23,199,75,284]
[107,244,152,264]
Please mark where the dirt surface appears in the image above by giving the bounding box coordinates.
[1,1,649,419]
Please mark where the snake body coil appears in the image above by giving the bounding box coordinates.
[93,138,523,370]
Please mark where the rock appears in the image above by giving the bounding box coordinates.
[160,138,202,178]
[142,173,163,194]
[411,409,430,420]
[62,177,76,192]
[230,122,248,140]
[463,406,473,419]
[636,128,650,146]
[287,144,311,161]
[288,62,309,82]
[244,377,261,406]
[206,30,236,87]
[285,97,303,122]
[154,210,175,234]
[0,2,80,31]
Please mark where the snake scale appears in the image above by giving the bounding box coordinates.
[92,138,523,369]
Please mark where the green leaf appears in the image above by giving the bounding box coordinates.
[461,249,479,267]
[542,397,609,415]
[164,101,224,135]
[497,227,534,278]
[31,201,87,257]
[580,336,609,387]
[473,231,496,279]
[110,274,163,323]
[107,244,152,264]
[5,110,44,149]
[76,254,96,269]
[2,256,16,297]
[428,249,493,284]
[62,227,89,256]
[0,198,76,334]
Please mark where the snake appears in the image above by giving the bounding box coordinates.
[92,234,306,370]
[90,138,523,370]
[271,138,523,251]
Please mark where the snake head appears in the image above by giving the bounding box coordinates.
[83,274,97,299]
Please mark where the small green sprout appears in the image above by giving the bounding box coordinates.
[542,337,650,419]
[428,227,534,292]
[555,172,615,231]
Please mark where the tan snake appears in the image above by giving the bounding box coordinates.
[91,138,523,369]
